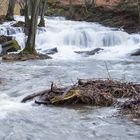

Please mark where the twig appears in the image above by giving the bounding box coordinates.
[104,61,111,80]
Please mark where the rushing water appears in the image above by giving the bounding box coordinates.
[0,16,140,140]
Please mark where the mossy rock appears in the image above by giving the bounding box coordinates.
[0,35,12,44]
[1,40,21,55]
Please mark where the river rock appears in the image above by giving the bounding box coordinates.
[0,35,12,44]
[1,40,21,55]
[12,21,25,27]
[44,47,58,55]
[74,48,104,55]
[131,49,140,56]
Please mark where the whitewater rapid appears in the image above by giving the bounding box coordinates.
[0,16,140,140]
[0,16,140,60]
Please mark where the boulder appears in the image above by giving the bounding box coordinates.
[44,47,58,55]
[131,49,140,56]
[74,48,104,55]
[12,21,25,27]
[1,40,21,55]
[0,35,12,44]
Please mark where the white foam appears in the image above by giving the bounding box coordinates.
[0,16,140,60]
[0,94,31,119]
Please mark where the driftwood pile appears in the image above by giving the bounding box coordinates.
[119,94,140,119]
[22,79,140,107]
[21,79,140,120]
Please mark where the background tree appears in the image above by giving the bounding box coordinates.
[38,0,47,27]
[137,0,140,23]
[5,0,16,21]
[24,0,30,28]
[69,0,74,18]
[91,0,95,7]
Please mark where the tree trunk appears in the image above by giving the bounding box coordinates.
[137,0,140,23]
[92,0,95,7]
[69,0,74,18]
[38,0,46,27]
[24,0,30,35]
[24,0,30,28]
[5,0,16,21]
[22,0,41,54]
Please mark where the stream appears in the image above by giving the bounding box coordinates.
[0,16,140,140]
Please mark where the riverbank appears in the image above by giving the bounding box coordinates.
[45,1,140,34]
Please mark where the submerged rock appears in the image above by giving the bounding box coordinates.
[1,40,21,55]
[44,47,58,55]
[74,48,104,55]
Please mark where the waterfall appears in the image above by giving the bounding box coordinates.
[0,16,140,60]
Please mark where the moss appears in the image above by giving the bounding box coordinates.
[1,40,21,55]
[2,40,21,50]
[21,45,37,55]
[11,40,21,50]
[51,89,80,104]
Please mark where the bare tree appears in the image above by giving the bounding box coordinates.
[21,0,41,54]
[137,0,140,23]
[69,0,74,17]
[5,0,16,21]
[24,0,30,28]
[38,0,47,27]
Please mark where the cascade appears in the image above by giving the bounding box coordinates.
[0,16,139,59]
